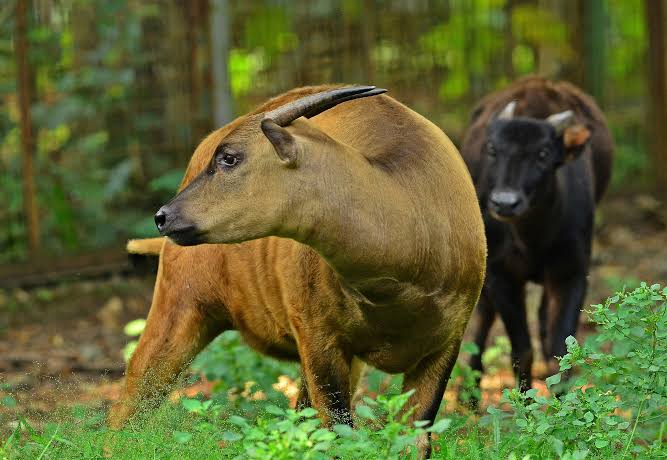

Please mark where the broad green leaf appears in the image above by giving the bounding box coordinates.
[429,418,452,433]
[332,424,354,438]
[1,395,17,408]
[181,398,202,412]
[173,431,192,444]
[536,422,550,434]
[265,404,285,416]
[221,431,242,442]
[298,407,317,418]
[229,415,248,426]
[594,439,609,448]
[545,373,561,387]
[355,404,375,420]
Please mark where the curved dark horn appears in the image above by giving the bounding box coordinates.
[497,100,517,120]
[546,110,575,135]
[264,86,387,127]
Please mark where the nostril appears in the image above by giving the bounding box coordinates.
[154,209,167,231]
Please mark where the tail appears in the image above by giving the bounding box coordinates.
[126,238,165,256]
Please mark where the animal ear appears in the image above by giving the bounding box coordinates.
[261,119,299,167]
[562,124,591,162]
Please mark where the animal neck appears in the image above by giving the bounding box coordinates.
[279,152,430,293]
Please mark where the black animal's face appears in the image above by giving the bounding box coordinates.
[484,118,561,219]
[483,106,591,221]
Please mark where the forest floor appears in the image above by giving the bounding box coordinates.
[1,194,666,433]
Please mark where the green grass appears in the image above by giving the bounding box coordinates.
[2,402,241,459]
[2,283,666,459]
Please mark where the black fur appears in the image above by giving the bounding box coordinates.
[461,77,614,395]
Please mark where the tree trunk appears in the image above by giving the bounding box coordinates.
[562,0,585,86]
[645,0,667,193]
[164,0,192,162]
[134,5,164,180]
[15,0,40,257]
[583,0,606,105]
[187,0,213,140]
[210,0,233,126]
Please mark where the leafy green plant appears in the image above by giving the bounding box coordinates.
[499,282,666,458]
[222,405,336,459]
[451,342,482,405]
[213,391,451,460]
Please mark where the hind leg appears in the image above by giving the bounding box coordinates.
[402,339,462,459]
[108,266,224,428]
[538,290,550,363]
[468,291,496,408]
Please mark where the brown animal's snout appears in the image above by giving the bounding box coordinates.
[154,204,203,246]
[154,207,168,232]
[488,188,527,219]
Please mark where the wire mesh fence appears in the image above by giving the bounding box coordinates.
[0,0,656,263]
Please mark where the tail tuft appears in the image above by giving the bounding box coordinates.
[126,238,164,256]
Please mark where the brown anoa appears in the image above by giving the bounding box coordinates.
[109,85,486,457]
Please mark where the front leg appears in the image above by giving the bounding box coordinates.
[541,273,587,374]
[294,323,353,425]
[296,356,365,410]
[490,275,532,392]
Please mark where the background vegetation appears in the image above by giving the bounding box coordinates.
[1,0,664,263]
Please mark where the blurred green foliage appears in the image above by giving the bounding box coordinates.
[191,331,299,407]
[0,0,649,262]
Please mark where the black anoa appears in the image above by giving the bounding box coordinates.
[461,76,614,396]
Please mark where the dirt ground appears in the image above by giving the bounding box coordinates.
[1,194,665,431]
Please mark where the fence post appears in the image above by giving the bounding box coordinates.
[15,0,40,257]
[645,0,667,194]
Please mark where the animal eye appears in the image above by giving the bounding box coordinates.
[538,149,549,160]
[216,152,240,168]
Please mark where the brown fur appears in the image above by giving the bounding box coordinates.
[109,85,486,457]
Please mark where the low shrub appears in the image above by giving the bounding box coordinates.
[498,282,666,458]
